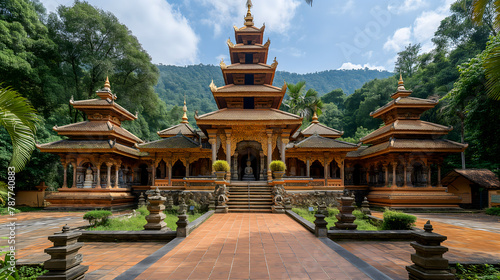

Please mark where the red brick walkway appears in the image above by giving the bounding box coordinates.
[338,212,500,280]
[137,213,372,280]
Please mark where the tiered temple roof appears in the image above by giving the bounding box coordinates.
[351,75,467,158]
[38,77,143,158]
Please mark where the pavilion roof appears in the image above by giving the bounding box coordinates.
[71,98,136,120]
[288,134,357,150]
[37,140,145,158]
[54,121,143,143]
[224,63,274,71]
[138,134,202,150]
[301,123,343,138]
[442,169,500,189]
[370,97,437,118]
[213,84,283,94]
[157,123,196,138]
[346,138,467,158]
[196,108,301,122]
[360,120,452,144]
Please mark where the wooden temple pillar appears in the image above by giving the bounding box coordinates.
[71,161,77,188]
[366,165,370,185]
[61,159,68,188]
[340,158,345,187]
[151,160,156,186]
[95,161,102,189]
[168,160,172,186]
[106,162,112,188]
[232,152,239,180]
[209,137,216,173]
[383,163,389,187]
[323,155,329,185]
[266,130,273,181]
[406,164,413,187]
[391,161,397,187]
[306,157,311,177]
[427,163,432,187]
[437,164,442,187]
[225,130,232,180]
[185,158,190,178]
[114,161,121,188]
[260,151,264,180]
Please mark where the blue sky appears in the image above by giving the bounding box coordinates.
[40,0,455,74]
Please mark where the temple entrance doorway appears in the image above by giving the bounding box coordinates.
[235,141,263,181]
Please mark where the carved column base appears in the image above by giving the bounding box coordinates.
[215,205,228,213]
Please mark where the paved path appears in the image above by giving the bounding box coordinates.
[0,211,164,280]
[338,212,500,280]
[133,213,377,280]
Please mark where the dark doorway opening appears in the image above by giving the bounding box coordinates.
[244,97,254,109]
[244,74,254,85]
[245,53,253,64]
[139,164,149,185]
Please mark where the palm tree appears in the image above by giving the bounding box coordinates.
[284,81,323,121]
[471,0,500,100]
[0,85,39,172]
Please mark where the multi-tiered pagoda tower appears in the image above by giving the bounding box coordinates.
[196,0,302,181]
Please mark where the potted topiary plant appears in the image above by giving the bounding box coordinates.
[212,160,229,180]
[270,160,286,180]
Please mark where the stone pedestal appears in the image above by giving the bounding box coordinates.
[138,192,146,208]
[272,205,285,213]
[317,202,327,215]
[406,221,454,280]
[284,198,292,210]
[314,214,328,237]
[38,225,88,280]
[215,205,228,213]
[176,211,189,237]
[208,195,216,211]
[333,196,357,230]
[165,195,174,210]
[144,188,167,230]
[361,196,371,215]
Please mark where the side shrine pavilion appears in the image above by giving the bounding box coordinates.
[37,1,467,210]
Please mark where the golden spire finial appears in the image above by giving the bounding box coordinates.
[312,106,319,123]
[104,76,111,90]
[244,0,254,27]
[181,98,188,124]
[397,70,405,91]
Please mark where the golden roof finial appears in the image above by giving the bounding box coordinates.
[104,76,111,91]
[397,70,405,91]
[244,0,254,27]
[312,106,319,123]
[181,98,188,124]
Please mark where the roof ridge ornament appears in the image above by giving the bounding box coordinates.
[104,76,111,91]
[397,71,406,91]
[227,38,234,48]
[271,57,278,68]
[244,0,254,27]
[209,80,217,92]
[220,58,227,69]
[311,106,319,123]
[181,98,189,123]
[264,38,271,48]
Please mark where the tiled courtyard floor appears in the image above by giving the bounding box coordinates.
[337,212,500,280]
[3,210,500,280]
[135,213,372,280]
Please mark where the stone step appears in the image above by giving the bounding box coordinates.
[229,188,273,192]
[229,205,273,209]
[228,209,273,213]
[227,202,273,206]
[228,197,273,201]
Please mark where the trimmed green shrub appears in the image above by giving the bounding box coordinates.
[83,210,112,227]
[270,160,286,171]
[455,263,500,280]
[381,209,416,230]
[212,160,229,172]
[486,207,500,216]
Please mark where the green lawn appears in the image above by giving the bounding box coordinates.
[88,207,205,231]
[292,207,379,231]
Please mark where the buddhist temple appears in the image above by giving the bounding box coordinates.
[37,1,467,210]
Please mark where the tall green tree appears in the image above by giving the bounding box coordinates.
[395,43,421,77]
[47,1,165,139]
[471,0,500,100]
[0,85,39,171]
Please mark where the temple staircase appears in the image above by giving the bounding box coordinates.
[227,181,273,213]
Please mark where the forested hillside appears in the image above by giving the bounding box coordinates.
[155,64,391,116]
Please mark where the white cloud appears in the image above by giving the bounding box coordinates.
[338,62,386,71]
[39,0,199,65]
[414,10,447,42]
[388,0,428,14]
[197,0,301,36]
[383,27,412,52]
